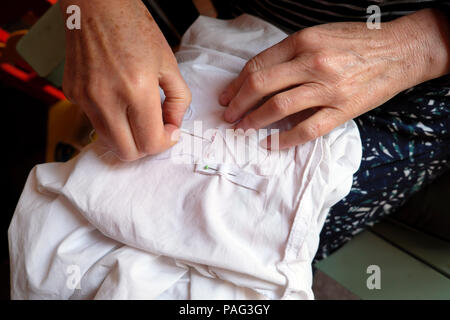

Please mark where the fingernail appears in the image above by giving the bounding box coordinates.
[170,128,181,142]
[219,91,230,105]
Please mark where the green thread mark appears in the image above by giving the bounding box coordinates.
[204,165,209,170]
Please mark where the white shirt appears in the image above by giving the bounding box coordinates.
[9,14,362,300]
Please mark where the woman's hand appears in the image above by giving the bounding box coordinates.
[219,9,450,149]
[60,0,191,161]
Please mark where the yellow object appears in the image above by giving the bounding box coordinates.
[46,100,93,162]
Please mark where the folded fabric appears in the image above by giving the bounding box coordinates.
[9,14,362,300]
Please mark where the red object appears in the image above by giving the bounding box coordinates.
[0,63,65,104]
[0,29,9,43]
[0,26,65,104]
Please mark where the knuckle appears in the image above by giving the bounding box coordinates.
[300,122,321,141]
[293,28,315,46]
[311,52,331,70]
[246,71,265,92]
[127,72,150,92]
[270,94,292,116]
[245,56,263,74]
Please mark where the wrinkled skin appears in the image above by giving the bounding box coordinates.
[220,9,450,149]
[61,1,449,158]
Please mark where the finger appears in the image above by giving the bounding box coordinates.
[234,84,324,131]
[160,68,192,127]
[223,59,310,123]
[219,35,297,106]
[263,107,345,150]
[127,80,180,156]
[88,99,142,161]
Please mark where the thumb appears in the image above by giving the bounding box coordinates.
[160,68,192,127]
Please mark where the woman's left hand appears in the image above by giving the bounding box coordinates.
[219,9,450,149]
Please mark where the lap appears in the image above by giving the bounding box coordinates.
[316,79,450,261]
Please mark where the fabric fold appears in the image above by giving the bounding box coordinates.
[8,14,362,300]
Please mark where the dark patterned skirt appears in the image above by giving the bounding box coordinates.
[316,76,450,261]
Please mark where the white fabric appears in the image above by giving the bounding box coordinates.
[8,14,362,300]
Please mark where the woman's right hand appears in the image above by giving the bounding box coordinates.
[60,0,191,161]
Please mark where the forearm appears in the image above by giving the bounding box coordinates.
[388,8,450,86]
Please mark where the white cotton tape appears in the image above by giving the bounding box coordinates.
[194,162,269,193]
